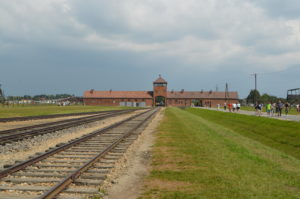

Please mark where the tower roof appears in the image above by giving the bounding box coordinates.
[153,75,167,84]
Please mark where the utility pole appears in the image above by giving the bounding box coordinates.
[254,73,257,91]
[251,73,257,105]
[225,83,229,102]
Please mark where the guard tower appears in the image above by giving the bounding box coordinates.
[153,75,167,106]
[287,88,300,104]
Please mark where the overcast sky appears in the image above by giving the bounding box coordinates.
[1,0,300,98]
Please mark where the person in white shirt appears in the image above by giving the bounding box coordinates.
[237,103,241,112]
[232,103,237,112]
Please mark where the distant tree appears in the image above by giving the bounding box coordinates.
[260,93,278,104]
[55,94,72,99]
[33,94,48,101]
[6,94,75,101]
[0,86,4,104]
[23,95,32,100]
[246,90,261,104]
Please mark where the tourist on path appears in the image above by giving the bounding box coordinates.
[277,101,283,117]
[232,103,237,112]
[285,102,290,115]
[255,103,262,116]
[271,103,276,117]
[228,103,232,112]
[266,102,271,116]
[237,103,241,112]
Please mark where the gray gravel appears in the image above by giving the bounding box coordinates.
[0,111,142,170]
[0,119,108,170]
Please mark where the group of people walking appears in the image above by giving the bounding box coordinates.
[257,101,290,117]
[219,102,241,112]
[296,104,300,112]
[216,101,299,117]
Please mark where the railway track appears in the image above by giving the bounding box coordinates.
[0,108,158,199]
[0,110,130,123]
[0,109,136,145]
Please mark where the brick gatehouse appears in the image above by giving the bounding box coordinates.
[83,75,239,107]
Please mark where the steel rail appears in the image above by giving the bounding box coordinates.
[0,108,155,179]
[0,109,136,145]
[0,111,104,122]
[0,109,141,123]
[39,108,158,199]
[0,109,131,134]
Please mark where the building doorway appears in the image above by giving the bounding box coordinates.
[192,99,202,107]
[155,96,166,106]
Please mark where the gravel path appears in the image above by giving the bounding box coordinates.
[0,110,146,170]
[198,107,300,122]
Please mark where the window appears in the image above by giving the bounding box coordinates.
[154,83,167,87]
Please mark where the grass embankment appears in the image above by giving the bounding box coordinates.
[141,108,300,199]
[0,105,133,118]
[187,108,300,160]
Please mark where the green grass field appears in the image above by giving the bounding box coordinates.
[141,108,300,199]
[0,105,134,118]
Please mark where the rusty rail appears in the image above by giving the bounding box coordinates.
[0,108,155,180]
[39,108,158,199]
[0,109,141,122]
[0,109,136,145]
[0,109,129,134]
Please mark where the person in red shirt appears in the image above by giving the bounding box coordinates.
[228,103,232,112]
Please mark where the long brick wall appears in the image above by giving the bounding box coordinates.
[83,98,238,107]
[167,98,239,107]
[83,98,153,107]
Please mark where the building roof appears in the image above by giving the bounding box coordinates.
[153,75,167,84]
[83,90,153,99]
[167,91,239,99]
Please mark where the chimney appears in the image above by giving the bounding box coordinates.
[181,89,184,93]
[109,89,112,93]
[171,89,174,93]
[90,89,94,94]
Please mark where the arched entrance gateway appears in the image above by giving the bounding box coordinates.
[155,96,166,106]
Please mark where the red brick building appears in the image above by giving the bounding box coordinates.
[83,76,239,107]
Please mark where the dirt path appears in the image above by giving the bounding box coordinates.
[101,108,164,199]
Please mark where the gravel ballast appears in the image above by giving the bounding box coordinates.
[0,114,96,131]
[100,108,164,199]
[0,110,146,170]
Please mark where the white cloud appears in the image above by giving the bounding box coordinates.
[1,0,300,72]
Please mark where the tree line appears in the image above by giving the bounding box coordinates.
[246,90,286,104]
[5,94,74,101]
